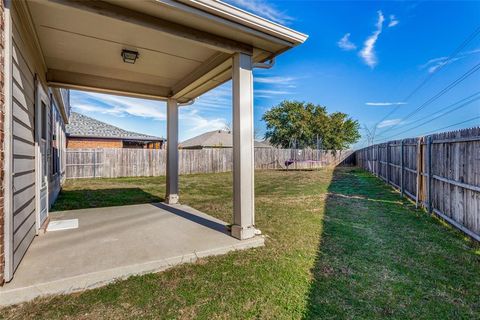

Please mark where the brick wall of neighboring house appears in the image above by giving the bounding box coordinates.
[0,1,6,284]
[67,138,123,149]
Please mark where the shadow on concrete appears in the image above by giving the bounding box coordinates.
[153,203,228,234]
[51,188,163,212]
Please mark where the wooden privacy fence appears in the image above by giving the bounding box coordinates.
[66,148,353,179]
[356,127,480,241]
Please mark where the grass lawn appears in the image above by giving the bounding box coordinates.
[2,167,479,319]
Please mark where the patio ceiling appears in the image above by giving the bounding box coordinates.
[25,0,308,103]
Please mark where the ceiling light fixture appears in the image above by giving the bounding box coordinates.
[121,49,139,64]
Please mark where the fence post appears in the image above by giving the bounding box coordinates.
[400,140,404,196]
[415,138,421,208]
[93,149,97,178]
[427,136,433,213]
[386,143,390,184]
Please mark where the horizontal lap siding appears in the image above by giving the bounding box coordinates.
[11,13,36,272]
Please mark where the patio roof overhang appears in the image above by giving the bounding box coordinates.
[25,0,308,103]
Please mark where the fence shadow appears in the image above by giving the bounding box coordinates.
[303,166,480,319]
[51,187,163,212]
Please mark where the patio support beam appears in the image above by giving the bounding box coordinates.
[231,52,256,240]
[47,69,171,101]
[166,98,179,204]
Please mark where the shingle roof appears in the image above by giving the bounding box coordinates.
[66,112,164,141]
[180,130,272,148]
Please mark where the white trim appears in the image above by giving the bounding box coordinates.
[167,0,308,45]
[231,52,255,240]
[13,1,47,72]
[3,0,14,282]
[165,98,179,204]
[34,76,49,232]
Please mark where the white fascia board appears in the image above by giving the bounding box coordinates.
[184,0,308,45]
[159,0,308,47]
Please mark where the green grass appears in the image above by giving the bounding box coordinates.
[2,167,479,319]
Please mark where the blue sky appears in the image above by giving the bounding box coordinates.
[71,1,480,148]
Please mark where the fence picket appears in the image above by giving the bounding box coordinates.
[66,148,354,180]
[356,127,480,241]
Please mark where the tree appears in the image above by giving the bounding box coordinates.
[262,100,360,150]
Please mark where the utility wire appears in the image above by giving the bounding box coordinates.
[378,91,480,132]
[419,116,480,136]
[374,62,480,140]
[376,93,480,141]
[402,26,480,102]
[372,25,480,136]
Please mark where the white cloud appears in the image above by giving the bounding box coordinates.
[179,109,227,140]
[192,84,232,111]
[378,118,402,128]
[365,102,407,106]
[254,76,297,85]
[71,91,166,120]
[337,33,357,51]
[388,14,399,27]
[73,103,126,116]
[71,89,229,141]
[420,48,480,74]
[224,0,293,24]
[255,89,291,95]
[359,11,385,68]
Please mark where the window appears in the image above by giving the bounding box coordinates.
[51,101,60,176]
[41,101,47,140]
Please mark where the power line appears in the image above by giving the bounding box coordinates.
[372,25,480,136]
[402,26,480,102]
[419,116,480,136]
[374,62,480,140]
[376,93,480,141]
[381,91,480,131]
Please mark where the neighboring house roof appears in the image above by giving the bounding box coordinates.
[66,112,165,141]
[180,130,272,148]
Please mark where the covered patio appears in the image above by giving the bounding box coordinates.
[25,0,306,240]
[0,203,263,305]
[1,0,306,303]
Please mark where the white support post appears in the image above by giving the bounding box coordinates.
[166,98,179,204]
[3,0,13,282]
[231,52,256,240]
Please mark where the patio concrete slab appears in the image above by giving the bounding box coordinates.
[0,203,264,306]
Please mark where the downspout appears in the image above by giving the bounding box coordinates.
[178,98,196,106]
[176,58,275,107]
[253,58,275,69]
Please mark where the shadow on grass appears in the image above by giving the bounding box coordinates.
[303,166,480,319]
[51,188,163,212]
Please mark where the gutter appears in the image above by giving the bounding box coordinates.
[174,0,308,45]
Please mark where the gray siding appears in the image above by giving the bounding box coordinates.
[11,15,36,272]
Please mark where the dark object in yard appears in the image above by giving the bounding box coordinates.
[285,159,323,167]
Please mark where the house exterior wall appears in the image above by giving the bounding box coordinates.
[48,98,67,206]
[67,138,123,149]
[0,0,6,284]
[146,141,164,149]
[10,1,38,275]
[67,138,164,149]
[1,2,69,282]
